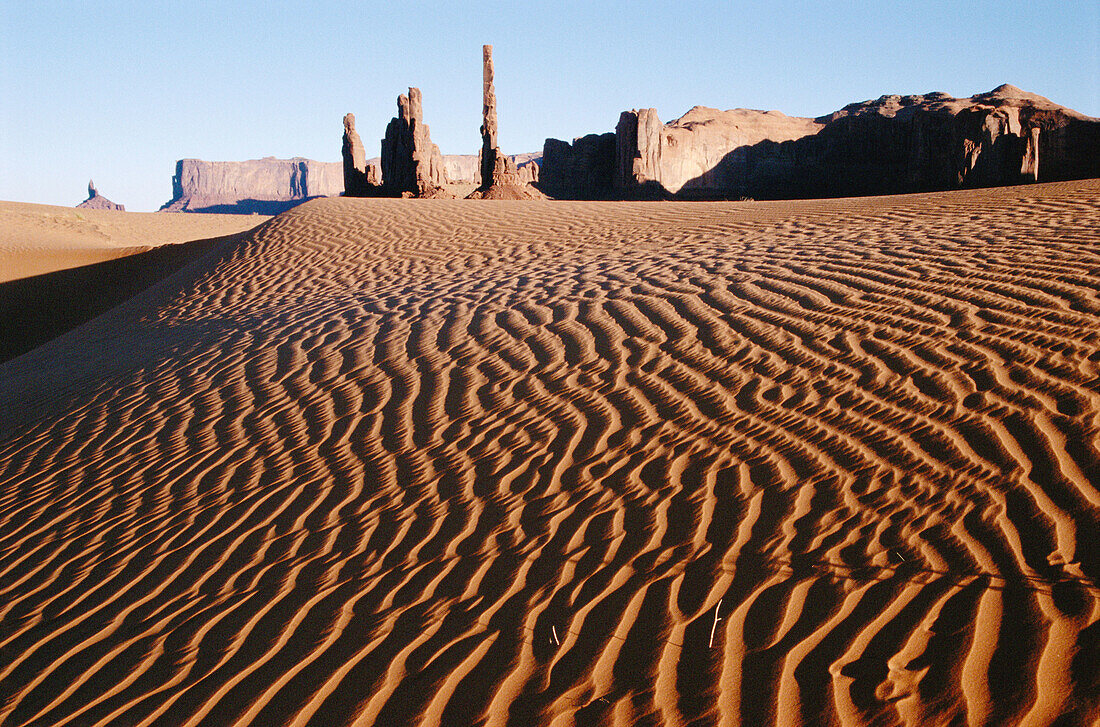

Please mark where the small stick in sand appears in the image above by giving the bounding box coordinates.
[709,598,723,648]
[551,625,560,646]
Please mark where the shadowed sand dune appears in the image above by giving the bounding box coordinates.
[0,201,266,283]
[0,233,258,365]
[1,181,1098,726]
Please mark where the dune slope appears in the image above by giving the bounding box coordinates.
[1,182,1098,726]
[0,201,266,283]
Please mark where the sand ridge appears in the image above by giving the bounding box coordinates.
[1,181,1098,725]
[0,201,267,283]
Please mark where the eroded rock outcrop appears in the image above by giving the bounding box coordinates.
[160,158,343,213]
[342,113,381,196]
[615,109,662,192]
[437,152,540,186]
[381,88,447,197]
[343,151,537,191]
[615,107,823,196]
[543,85,1100,199]
[804,84,1073,196]
[479,44,503,186]
[539,133,617,199]
[468,45,542,199]
[517,159,539,184]
[77,180,125,211]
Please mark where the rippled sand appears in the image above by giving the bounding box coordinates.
[1,181,1098,726]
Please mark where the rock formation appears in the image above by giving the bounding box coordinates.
[342,113,375,196]
[615,109,663,192]
[469,45,542,199]
[162,149,530,212]
[615,107,823,196]
[516,158,539,184]
[805,85,1070,196]
[341,51,539,200]
[479,44,501,186]
[160,158,344,213]
[541,85,1100,200]
[441,152,539,186]
[77,180,125,211]
[380,87,447,197]
[538,133,617,199]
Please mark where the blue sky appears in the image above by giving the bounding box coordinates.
[2,1,1097,211]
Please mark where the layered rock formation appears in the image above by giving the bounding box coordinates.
[77,180,124,211]
[381,88,447,197]
[160,158,343,214]
[340,50,538,200]
[542,85,1100,199]
[443,155,480,185]
[469,45,542,199]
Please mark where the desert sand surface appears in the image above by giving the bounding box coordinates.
[0,201,267,283]
[1,181,1098,726]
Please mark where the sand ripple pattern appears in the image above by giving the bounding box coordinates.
[1,182,1099,726]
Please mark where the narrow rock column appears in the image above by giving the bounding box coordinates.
[468,45,539,198]
[342,113,368,196]
[480,44,499,187]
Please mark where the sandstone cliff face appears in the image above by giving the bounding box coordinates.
[616,107,824,195]
[544,85,1100,199]
[516,158,539,184]
[785,85,1073,197]
[444,155,481,185]
[161,158,343,213]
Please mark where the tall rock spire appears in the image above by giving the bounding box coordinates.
[471,45,541,198]
[480,45,499,186]
[342,113,369,196]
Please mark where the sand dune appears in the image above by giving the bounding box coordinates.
[1,181,1098,726]
[0,201,266,283]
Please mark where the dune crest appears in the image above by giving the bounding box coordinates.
[1,182,1098,726]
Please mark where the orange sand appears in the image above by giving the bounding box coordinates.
[0,201,267,283]
[0,182,1098,726]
